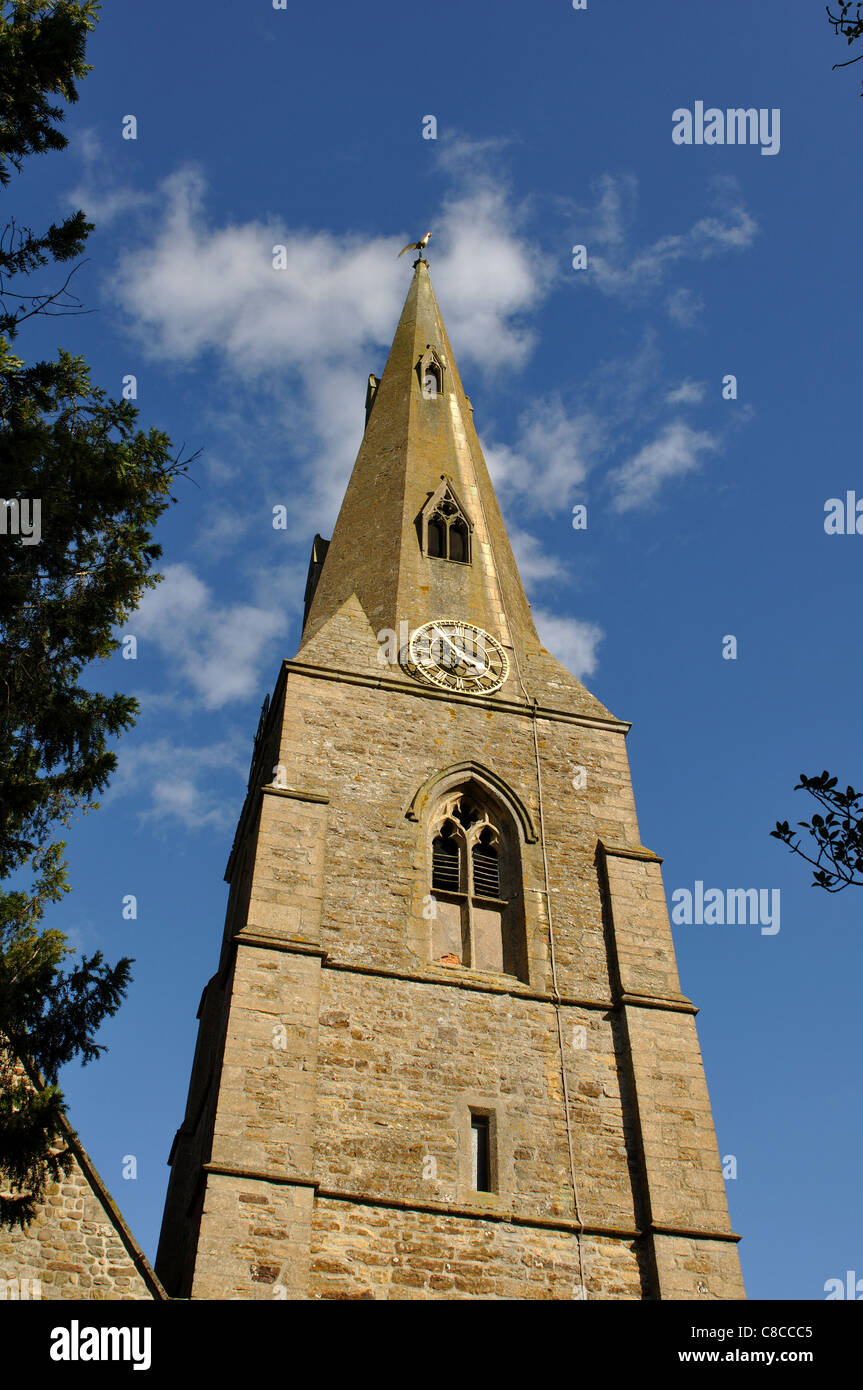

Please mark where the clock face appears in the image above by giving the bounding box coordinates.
[406,619,509,695]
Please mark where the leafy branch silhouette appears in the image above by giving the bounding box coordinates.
[772,771,863,891]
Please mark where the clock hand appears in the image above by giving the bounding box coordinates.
[430,627,487,674]
[429,626,464,662]
[454,647,488,673]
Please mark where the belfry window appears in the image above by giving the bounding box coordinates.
[418,346,445,400]
[426,790,527,980]
[418,479,473,566]
[422,363,441,398]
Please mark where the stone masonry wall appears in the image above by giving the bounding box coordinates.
[309,1201,643,1300]
[313,969,638,1231]
[161,591,743,1298]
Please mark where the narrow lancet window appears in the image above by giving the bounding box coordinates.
[418,347,445,400]
[422,365,441,398]
[471,1114,492,1192]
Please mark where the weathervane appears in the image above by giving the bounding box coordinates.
[398,230,432,262]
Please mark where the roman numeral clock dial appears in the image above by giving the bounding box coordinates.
[405,619,510,695]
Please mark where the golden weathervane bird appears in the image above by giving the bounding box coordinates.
[398,230,432,258]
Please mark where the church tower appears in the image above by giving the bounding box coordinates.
[156,257,744,1300]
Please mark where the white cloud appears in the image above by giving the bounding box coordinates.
[111,167,401,369]
[608,422,719,512]
[98,157,552,536]
[202,453,240,485]
[147,771,228,829]
[665,380,707,405]
[508,526,566,584]
[589,173,636,247]
[132,563,289,709]
[107,736,246,830]
[78,148,744,673]
[485,397,602,516]
[65,130,155,225]
[432,191,552,371]
[108,161,547,374]
[533,608,603,680]
[666,287,704,326]
[191,496,256,558]
[573,174,756,300]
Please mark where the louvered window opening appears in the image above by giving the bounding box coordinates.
[427,510,469,564]
[472,846,500,898]
[432,836,460,892]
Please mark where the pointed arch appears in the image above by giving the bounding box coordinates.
[416,773,530,981]
[417,344,446,399]
[417,476,474,565]
[405,760,538,844]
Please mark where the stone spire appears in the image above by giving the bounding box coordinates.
[298,257,612,721]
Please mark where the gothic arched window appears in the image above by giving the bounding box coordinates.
[422,365,441,397]
[417,346,445,400]
[426,790,526,980]
[418,479,473,566]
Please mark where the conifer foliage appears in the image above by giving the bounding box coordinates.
[0,1,192,1225]
[0,0,97,335]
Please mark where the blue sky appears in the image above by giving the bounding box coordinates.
[11,0,863,1298]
